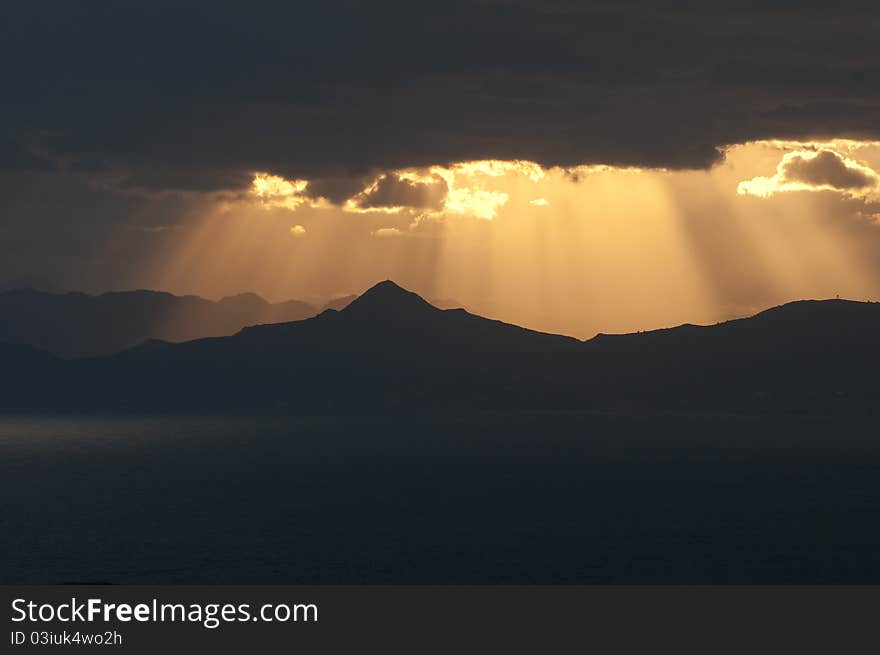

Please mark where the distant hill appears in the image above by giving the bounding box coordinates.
[2,282,879,413]
[0,289,317,358]
[0,275,64,294]
[0,341,58,365]
[579,298,880,411]
[321,294,358,312]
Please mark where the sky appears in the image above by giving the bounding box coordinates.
[2,2,880,338]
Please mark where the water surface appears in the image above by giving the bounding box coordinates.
[2,412,880,584]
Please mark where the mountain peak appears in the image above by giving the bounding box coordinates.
[342,280,436,318]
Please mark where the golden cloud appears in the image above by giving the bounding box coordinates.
[250,159,545,220]
[446,159,546,182]
[738,149,880,199]
[252,173,311,210]
[426,160,543,220]
[249,157,682,221]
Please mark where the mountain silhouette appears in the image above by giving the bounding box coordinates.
[0,341,58,365]
[321,294,358,312]
[341,280,439,319]
[320,288,465,313]
[0,274,63,294]
[1,281,879,413]
[0,288,317,358]
[428,297,467,310]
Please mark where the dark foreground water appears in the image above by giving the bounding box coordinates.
[2,411,880,584]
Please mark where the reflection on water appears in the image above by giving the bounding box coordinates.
[2,412,880,584]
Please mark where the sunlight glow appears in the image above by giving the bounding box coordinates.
[252,173,311,209]
[441,186,509,220]
[372,227,406,238]
[168,139,880,340]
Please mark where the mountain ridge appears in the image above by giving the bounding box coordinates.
[0,287,318,358]
[2,281,878,414]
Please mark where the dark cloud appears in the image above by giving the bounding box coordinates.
[783,150,878,190]
[304,175,373,205]
[356,175,448,211]
[1,1,879,192]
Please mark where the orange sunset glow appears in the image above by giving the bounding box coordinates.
[108,139,880,339]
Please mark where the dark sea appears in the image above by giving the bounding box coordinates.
[3,411,880,584]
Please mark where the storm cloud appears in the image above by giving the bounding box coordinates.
[2,1,879,192]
